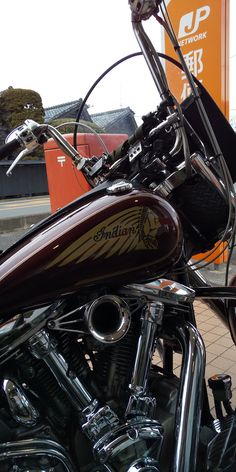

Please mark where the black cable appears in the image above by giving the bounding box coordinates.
[73,53,141,150]
[73,51,188,150]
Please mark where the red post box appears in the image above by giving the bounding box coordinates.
[44,133,127,212]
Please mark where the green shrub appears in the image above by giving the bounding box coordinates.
[0,87,44,130]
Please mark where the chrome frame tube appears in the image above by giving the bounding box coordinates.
[0,438,76,472]
[44,349,93,408]
[29,330,93,410]
[129,302,164,394]
[170,322,205,472]
[169,128,182,157]
[0,303,60,366]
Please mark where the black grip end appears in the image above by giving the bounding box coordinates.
[0,139,21,160]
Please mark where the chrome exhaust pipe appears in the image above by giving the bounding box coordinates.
[85,295,131,343]
[0,438,77,472]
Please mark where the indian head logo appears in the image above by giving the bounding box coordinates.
[178,6,210,39]
[46,207,166,269]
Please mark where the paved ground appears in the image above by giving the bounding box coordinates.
[153,298,236,416]
[0,196,51,234]
[0,196,51,251]
[0,196,51,219]
[187,260,236,417]
[201,262,236,286]
[189,301,235,414]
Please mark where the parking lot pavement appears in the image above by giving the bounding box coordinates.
[196,263,236,413]
[194,301,236,413]
[154,300,236,416]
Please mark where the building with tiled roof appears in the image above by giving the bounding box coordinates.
[91,107,137,136]
[44,99,92,123]
[1,91,138,143]
[45,99,137,137]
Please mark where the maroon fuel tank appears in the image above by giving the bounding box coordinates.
[0,185,182,316]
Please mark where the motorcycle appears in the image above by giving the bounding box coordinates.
[0,0,236,470]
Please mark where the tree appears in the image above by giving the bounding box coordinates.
[0,88,45,159]
[0,87,44,131]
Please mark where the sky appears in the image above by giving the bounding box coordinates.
[0,0,236,124]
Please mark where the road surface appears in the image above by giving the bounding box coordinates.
[0,196,51,251]
[0,196,51,219]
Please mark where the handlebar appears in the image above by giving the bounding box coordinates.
[1,110,180,183]
[1,120,87,177]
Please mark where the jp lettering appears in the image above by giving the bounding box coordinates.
[178,6,210,39]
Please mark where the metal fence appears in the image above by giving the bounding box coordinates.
[0,161,49,198]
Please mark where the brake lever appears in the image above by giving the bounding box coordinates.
[6,149,32,176]
[5,120,48,176]
[5,119,87,177]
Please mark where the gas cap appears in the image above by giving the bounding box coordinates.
[107,180,133,195]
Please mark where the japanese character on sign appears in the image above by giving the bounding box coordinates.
[181,83,192,101]
[182,48,203,77]
[181,48,204,100]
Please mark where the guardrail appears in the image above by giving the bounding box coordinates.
[0,161,49,198]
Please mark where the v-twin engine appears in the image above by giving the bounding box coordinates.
[0,281,222,472]
[27,295,166,472]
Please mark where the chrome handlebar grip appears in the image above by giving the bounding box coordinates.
[5,119,86,176]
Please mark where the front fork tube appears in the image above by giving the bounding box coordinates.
[169,321,206,472]
[126,302,164,417]
[127,302,206,471]
[129,302,164,394]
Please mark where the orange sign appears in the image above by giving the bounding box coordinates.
[163,0,229,118]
